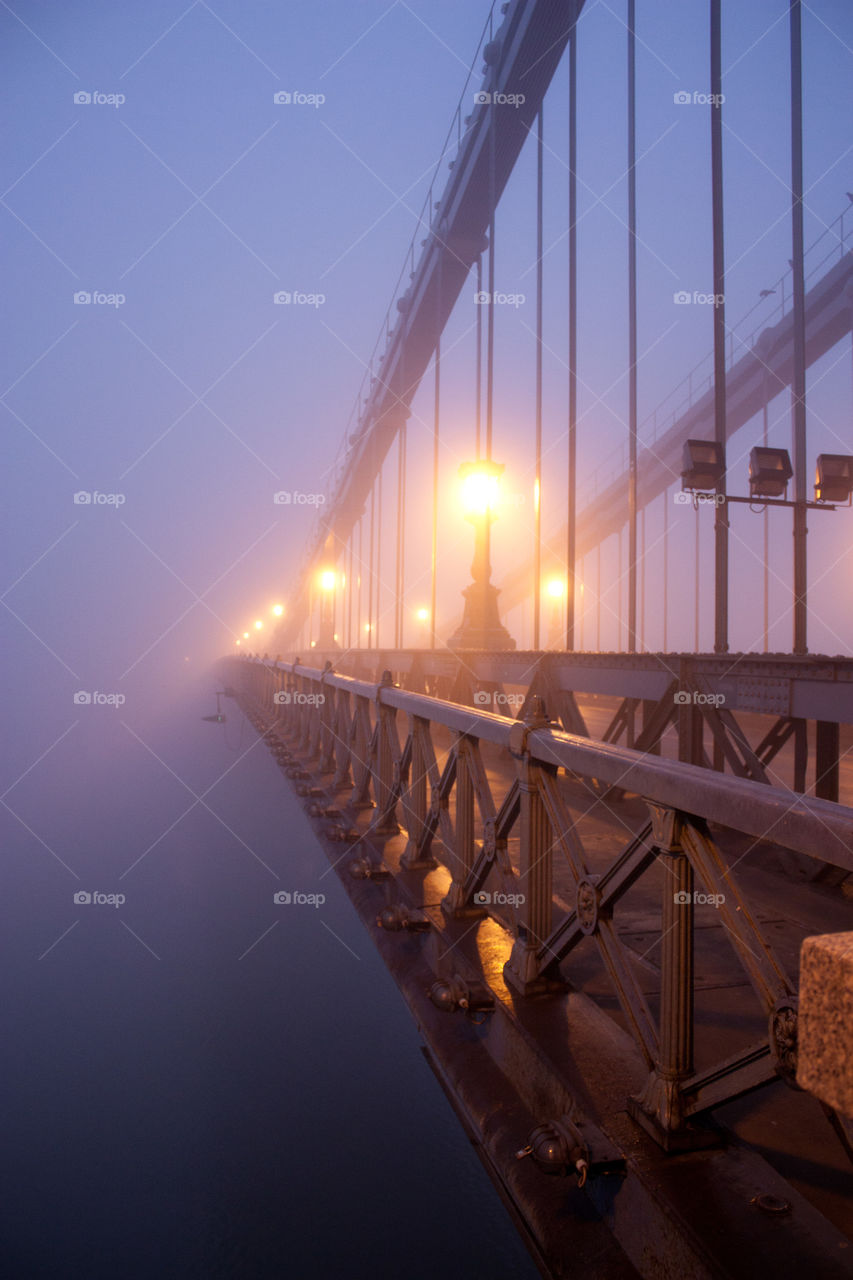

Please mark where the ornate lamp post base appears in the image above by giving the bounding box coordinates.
[448,582,516,651]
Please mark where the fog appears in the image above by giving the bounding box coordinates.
[2,1,852,1275]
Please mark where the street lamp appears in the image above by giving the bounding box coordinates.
[545,577,566,649]
[815,454,853,503]
[272,603,284,617]
[317,569,338,650]
[415,606,429,647]
[448,460,515,650]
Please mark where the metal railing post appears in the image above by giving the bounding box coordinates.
[402,716,436,869]
[372,670,400,834]
[443,734,484,916]
[630,805,698,1149]
[504,698,554,995]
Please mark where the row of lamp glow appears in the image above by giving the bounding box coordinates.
[234,602,284,647]
[234,461,573,651]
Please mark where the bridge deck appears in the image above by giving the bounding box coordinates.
[231,657,853,1278]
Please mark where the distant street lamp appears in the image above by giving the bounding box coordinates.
[545,576,566,649]
[448,460,515,650]
[272,603,284,617]
[317,569,338,650]
[415,606,429,646]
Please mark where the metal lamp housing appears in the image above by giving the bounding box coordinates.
[748,446,793,499]
[814,453,853,503]
[681,439,725,491]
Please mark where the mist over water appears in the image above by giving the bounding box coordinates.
[0,673,537,1278]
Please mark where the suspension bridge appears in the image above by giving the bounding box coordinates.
[223,1,853,1275]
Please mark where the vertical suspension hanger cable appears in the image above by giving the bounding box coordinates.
[534,102,544,652]
[487,101,495,465]
[376,466,382,649]
[663,486,669,652]
[396,344,407,649]
[790,0,808,655]
[694,505,700,652]
[399,424,404,650]
[710,0,729,654]
[368,484,375,649]
[431,257,442,650]
[357,516,363,645]
[596,542,601,650]
[762,374,770,651]
[475,254,482,462]
[640,505,646,652]
[627,0,638,654]
[566,16,578,651]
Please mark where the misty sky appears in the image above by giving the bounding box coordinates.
[2,0,852,714]
[1,5,851,1269]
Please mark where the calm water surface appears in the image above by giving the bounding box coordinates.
[0,687,539,1278]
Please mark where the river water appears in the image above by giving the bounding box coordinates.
[0,679,538,1278]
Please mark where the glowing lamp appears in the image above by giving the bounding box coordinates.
[459,460,503,519]
[815,454,853,504]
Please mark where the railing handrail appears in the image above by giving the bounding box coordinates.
[246,655,853,867]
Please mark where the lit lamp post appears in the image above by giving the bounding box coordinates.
[448,460,515,650]
[317,569,338,650]
[545,577,566,649]
[415,607,429,647]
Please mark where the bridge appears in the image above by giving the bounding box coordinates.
[224,2,853,1276]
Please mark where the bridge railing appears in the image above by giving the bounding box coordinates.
[231,654,853,1147]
